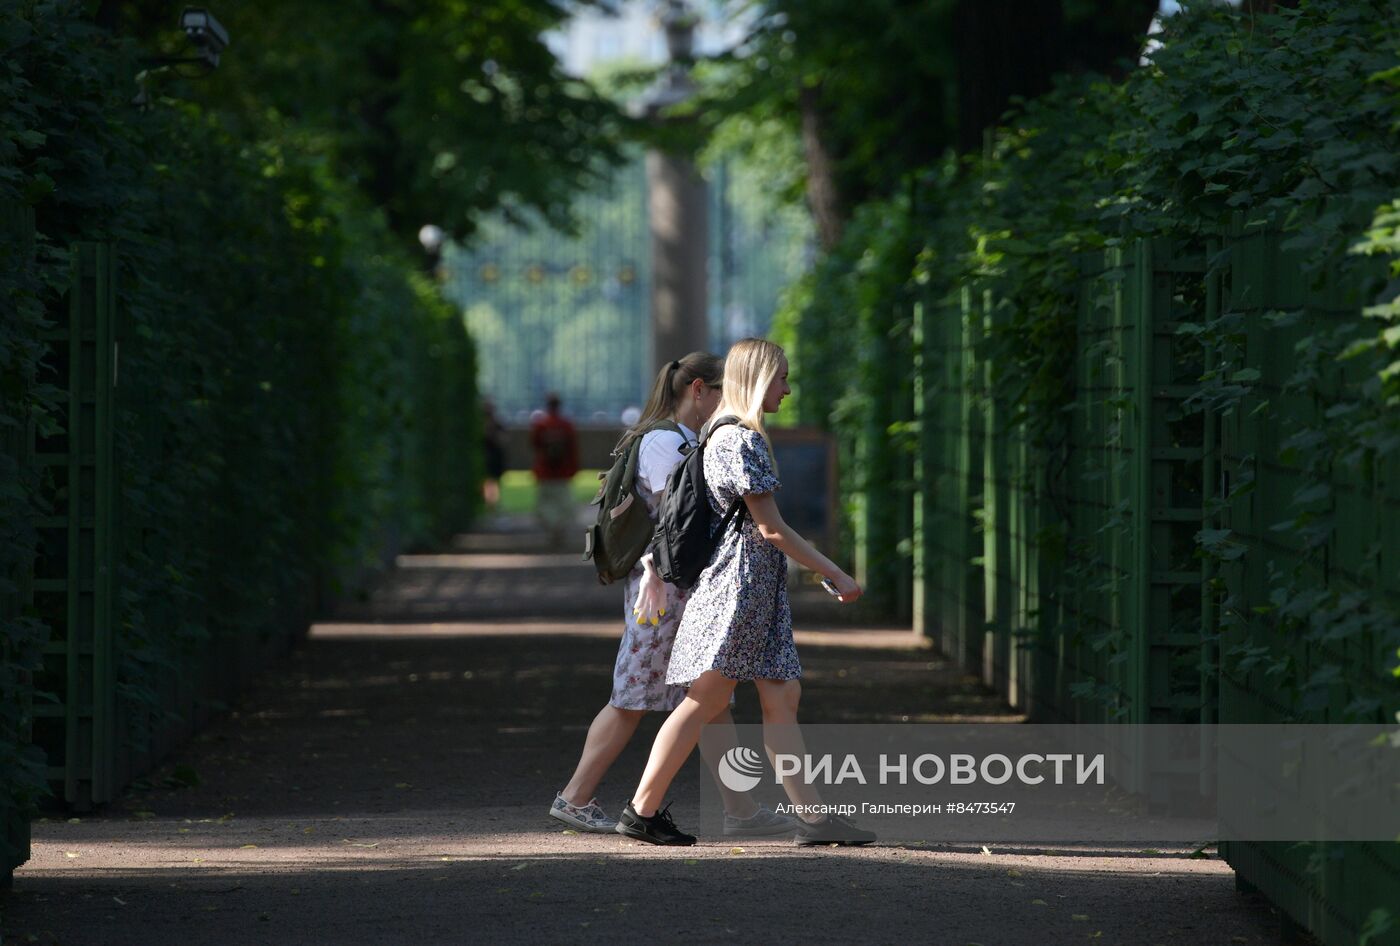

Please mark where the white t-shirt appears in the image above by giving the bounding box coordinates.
[635,422,697,517]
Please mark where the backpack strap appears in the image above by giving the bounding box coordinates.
[646,418,689,454]
[699,414,741,445]
[698,414,747,530]
[717,492,747,533]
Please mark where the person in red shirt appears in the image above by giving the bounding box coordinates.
[529,393,580,547]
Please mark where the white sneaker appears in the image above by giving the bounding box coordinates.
[549,793,618,833]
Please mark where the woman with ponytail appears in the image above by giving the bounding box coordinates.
[615,338,875,847]
[548,352,796,839]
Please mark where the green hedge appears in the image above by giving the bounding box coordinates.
[780,4,1400,941]
[1,1,480,863]
[782,0,1400,660]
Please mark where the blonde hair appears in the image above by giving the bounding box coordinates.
[614,351,723,454]
[714,337,785,448]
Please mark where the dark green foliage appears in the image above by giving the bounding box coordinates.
[694,0,1154,243]
[100,0,629,242]
[777,2,1400,939]
[1,0,481,850]
[784,0,1400,682]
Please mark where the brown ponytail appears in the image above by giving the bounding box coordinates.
[613,351,724,454]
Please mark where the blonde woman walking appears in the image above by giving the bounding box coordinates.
[615,338,876,847]
[549,352,796,839]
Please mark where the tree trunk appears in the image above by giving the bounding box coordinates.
[799,82,845,251]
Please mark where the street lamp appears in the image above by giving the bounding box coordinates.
[418,224,447,281]
[133,7,229,106]
[418,224,446,255]
[178,8,230,69]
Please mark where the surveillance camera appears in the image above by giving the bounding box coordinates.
[180,8,228,67]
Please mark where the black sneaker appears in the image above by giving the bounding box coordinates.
[614,801,697,846]
[795,813,877,847]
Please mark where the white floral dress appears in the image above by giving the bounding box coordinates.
[609,425,694,711]
[665,423,799,686]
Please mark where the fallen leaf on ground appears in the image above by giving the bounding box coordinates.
[729,847,745,855]
[980,845,993,856]
[1031,899,1047,906]
[1072,914,1090,921]
[239,844,258,849]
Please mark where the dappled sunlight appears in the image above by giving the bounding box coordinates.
[396,552,591,570]
[25,809,1235,879]
[310,620,621,641]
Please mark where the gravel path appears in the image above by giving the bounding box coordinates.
[2,519,1286,945]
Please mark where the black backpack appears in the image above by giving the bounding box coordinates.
[650,415,747,591]
[583,420,683,584]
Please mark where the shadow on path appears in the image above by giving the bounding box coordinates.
[3,518,1285,945]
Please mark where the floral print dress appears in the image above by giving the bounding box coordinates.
[666,423,799,686]
[609,426,693,711]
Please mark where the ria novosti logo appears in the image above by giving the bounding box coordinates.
[715,750,1105,790]
[718,747,765,792]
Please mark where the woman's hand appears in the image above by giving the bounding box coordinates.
[633,559,666,625]
[829,572,862,603]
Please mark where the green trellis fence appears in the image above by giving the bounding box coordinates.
[911,239,1216,728]
[1,202,39,884]
[2,234,482,888]
[1210,225,1400,946]
[891,228,1400,945]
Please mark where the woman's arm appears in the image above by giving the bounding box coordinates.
[743,492,861,601]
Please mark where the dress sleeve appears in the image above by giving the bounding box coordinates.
[729,428,780,496]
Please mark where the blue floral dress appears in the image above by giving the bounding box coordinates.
[665,423,800,685]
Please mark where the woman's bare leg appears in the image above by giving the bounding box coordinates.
[631,670,737,817]
[560,704,645,806]
[753,678,824,820]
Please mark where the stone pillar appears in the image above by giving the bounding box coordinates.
[646,150,708,374]
[639,1,708,378]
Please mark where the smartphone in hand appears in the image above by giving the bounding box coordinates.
[820,577,843,598]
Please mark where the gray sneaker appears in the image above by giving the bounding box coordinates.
[549,793,617,833]
[723,805,799,837]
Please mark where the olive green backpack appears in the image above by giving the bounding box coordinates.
[582,420,684,584]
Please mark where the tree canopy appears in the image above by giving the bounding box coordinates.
[692,0,1158,247]
[97,0,631,243]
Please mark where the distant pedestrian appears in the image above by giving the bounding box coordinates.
[529,393,579,547]
[616,337,875,847]
[549,353,796,839]
[481,398,506,514]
